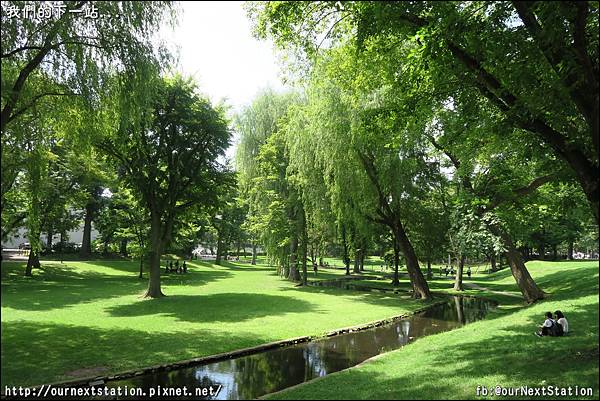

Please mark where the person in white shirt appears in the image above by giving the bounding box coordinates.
[555,310,569,334]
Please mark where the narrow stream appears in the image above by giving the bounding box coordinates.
[101,296,495,400]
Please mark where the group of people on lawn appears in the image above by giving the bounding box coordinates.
[164,260,187,274]
[536,311,569,337]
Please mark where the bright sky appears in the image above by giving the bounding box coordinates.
[162,1,287,160]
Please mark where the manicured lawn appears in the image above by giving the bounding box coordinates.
[265,261,599,399]
[1,258,429,387]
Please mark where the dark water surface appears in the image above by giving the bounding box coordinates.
[102,296,494,400]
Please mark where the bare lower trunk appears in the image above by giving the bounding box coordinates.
[144,216,164,298]
[215,232,223,265]
[454,254,465,291]
[490,225,544,303]
[567,241,574,260]
[46,228,53,251]
[392,239,400,287]
[353,248,361,274]
[341,225,350,275]
[251,242,257,265]
[393,222,431,299]
[25,250,40,276]
[490,254,497,272]
[80,202,93,258]
[288,235,300,281]
[139,256,143,279]
[426,259,433,280]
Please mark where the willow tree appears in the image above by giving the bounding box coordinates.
[2,1,176,273]
[98,76,232,298]
[250,1,599,223]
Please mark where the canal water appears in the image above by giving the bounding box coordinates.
[102,296,495,400]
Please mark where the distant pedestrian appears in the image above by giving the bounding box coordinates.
[467,266,472,278]
[183,261,187,273]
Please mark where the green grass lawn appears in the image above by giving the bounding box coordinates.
[1,258,431,387]
[265,261,599,400]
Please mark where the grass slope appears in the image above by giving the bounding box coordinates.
[266,261,599,400]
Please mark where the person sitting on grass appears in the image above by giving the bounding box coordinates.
[555,310,569,335]
[535,312,560,337]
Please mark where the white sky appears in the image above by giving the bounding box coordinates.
[161,1,288,160]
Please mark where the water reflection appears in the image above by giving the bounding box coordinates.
[104,297,494,400]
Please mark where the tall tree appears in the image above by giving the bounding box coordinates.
[98,75,232,298]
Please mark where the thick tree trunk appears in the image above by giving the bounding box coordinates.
[567,241,574,260]
[490,254,497,272]
[80,201,93,258]
[393,222,431,299]
[454,254,465,291]
[251,242,257,265]
[144,215,164,298]
[490,225,544,303]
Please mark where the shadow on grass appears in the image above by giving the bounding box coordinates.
[1,262,233,312]
[107,293,316,323]
[0,321,274,388]
[270,296,599,400]
[191,259,275,272]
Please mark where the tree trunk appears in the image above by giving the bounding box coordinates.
[538,243,545,260]
[353,247,361,274]
[144,214,164,298]
[80,201,93,258]
[139,256,144,279]
[454,254,465,291]
[120,239,128,257]
[552,244,558,260]
[490,225,544,303]
[236,239,241,258]
[251,242,257,265]
[46,227,53,251]
[392,238,400,287]
[215,230,223,265]
[300,207,308,285]
[25,250,40,276]
[427,259,433,280]
[393,222,431,299]
[288,234,300,281]
[360,248,366,271]
[490,254,497,272]
[341,225,350,275]
[567,241,574,260]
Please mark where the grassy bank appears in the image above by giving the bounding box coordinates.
[1,258,427,387]
[265,261,599,399]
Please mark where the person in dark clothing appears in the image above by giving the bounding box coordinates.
[183,261,187,273]
[535,312,556,337]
